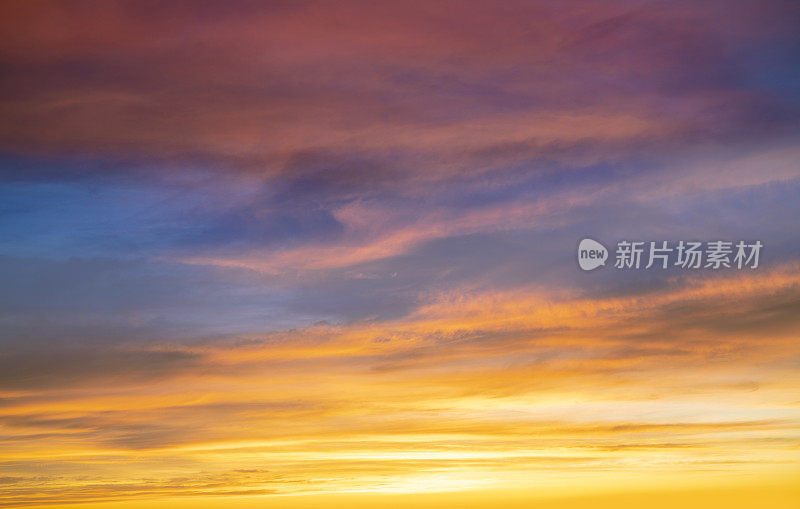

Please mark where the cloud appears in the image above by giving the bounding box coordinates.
[0,347,202,390]
[1,265,798,503]
[1,0,797,168]
[1,1,799,506]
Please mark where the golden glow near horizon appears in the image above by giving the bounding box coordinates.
[2,264,799,507]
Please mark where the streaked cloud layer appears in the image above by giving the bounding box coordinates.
[0,1,799,507]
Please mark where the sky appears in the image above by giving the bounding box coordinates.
[0,1,799,507]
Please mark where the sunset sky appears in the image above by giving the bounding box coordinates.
[1,1,799,507]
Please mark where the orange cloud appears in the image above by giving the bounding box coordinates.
[2,263,798,506]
